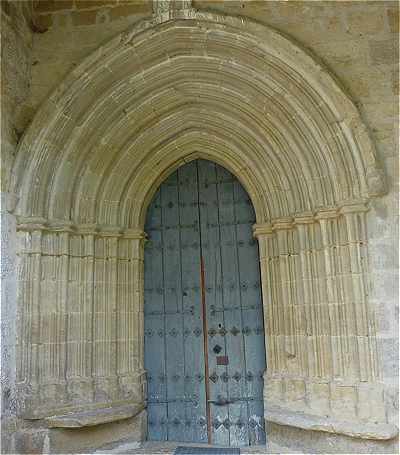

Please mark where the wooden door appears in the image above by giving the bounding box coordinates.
[144,160,266,446]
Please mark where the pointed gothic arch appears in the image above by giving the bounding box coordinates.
[10,5,396,449]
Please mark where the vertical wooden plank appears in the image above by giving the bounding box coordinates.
[248,399,266,445]
[144,190,163,316]
[216,166,249,447]
[198,160,230,446]
[178,162,207,443]
[234,179,266,445]
[144,188,167,440]
[161,171,185,441]
[145,314,167,441]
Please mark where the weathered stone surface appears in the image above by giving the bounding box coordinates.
[11,410,146,454]
[267,422,398,454]
[46,403,144,428]
[1,1,33,192]
[1,0,398,453]
[266,405,398,440]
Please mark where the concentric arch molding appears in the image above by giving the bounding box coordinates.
[9,4,387,229]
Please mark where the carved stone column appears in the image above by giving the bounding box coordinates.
[16,218,45,417]
[117,229,147,404]
[67,224,96,405]
[253,223,275,378]
[14,220,148,418]
[294,212,330,414]
[254,205,397,441]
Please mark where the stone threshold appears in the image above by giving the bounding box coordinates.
[94,441,286,455]
[46,403,144,428]
[266,406,399,440]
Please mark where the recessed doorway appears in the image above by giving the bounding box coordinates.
[144,159,266,446]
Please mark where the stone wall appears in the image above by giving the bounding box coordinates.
[1,1,398,453]
[1,0,34,191]
[30,0,152,117]
[26,0,399,164]
[26,0,399,429]
[1,3,34,453]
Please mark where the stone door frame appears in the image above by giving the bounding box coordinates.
[5,3,396,449]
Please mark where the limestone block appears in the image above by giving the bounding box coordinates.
[46,403,144,428]
[34,1,73,13]
[384,382,399,425]
[13,429,49,455]
[357,383,386,423]
[345,9,387,36]
[76,0,118,9]
[367,206,397,239]
[267,421,398,454]
[1,200,18,454]
[284,379,306,411]
[387,8,399,33]
[374,299,398,336]
[377,337,399,380]
[93,377,120,403]
[118,374,144,402]
[308,382,330,417]
[110,3,152,21]
[368,239,397,270]
[67,378,95,404]
[13,410,146,454]
[39,382,68,409]
[49,411,146,453]
[266,405,398,440]
[330,384,357,420]
[369,39,397,65]
[264,377,283,405]
[34,13,53,31]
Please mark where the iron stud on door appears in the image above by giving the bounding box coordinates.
[144,160,266,445]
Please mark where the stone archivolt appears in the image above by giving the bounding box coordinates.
[9,3,396,442]
[11,10,385,224]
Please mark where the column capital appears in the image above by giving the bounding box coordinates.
[272,217,293,231]
[293,212,315,225]
[75,223,98,235]
[47,219,74,232]
[123,228,147,240]
[96,225,123,238]
[315,207,338,220]
[340,201,369,215]
[253,223,273,238]
[16,216,48,231]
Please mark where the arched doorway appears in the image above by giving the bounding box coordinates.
[144,159,266,446]
[7,5,393,454]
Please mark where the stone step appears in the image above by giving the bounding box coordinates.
[94,440,304,454]
[46,404,144,428]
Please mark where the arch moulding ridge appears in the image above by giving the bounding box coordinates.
[9,4,386,227]
[8,3,396,449]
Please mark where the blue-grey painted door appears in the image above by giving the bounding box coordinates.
[144,160,266,446]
